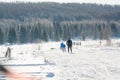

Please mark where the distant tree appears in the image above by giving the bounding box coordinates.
[102,22,112,45]
[110,22,118,37]
[53,21,61,41]
[31,27,40,42]
[0,28,4,44]
[92,26,97,40]
[41,30,49,41]
[8,27,17,44]
[97,24,103,39]
[105,25,112,40]
[81,24,86,41]
[19,26,27,43]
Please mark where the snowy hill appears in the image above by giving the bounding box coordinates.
[0,39,120,80]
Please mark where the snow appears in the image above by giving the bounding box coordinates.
[0,39,120,80]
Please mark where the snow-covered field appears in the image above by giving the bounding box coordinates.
[0,39,120,80]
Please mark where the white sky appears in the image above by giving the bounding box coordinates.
[0,0,120,5]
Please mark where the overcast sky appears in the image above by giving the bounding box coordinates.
[0,0,120,5]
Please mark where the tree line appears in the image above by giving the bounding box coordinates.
[0,2,120,44]
[0,19,120,44]
[0,2,120,21]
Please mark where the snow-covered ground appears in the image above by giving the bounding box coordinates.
[0,39,120,80]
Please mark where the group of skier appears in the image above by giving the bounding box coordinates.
[60,38,73,53]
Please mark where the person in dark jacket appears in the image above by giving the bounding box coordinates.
[66,38,72,53]
[5,47,11,58]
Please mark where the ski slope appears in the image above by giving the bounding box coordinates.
[0,39,120,80]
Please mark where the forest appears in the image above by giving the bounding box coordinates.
[0,2,120,44]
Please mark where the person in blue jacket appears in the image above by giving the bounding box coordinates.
[60,42,66,52]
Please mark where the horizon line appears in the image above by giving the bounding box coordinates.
[0,1,119,6]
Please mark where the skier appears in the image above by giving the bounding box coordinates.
[5,47,12,58]
[60,42,66,52]
[66,38,72,53]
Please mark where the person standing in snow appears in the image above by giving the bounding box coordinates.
[66,38,72,53]
[5,47,12,58]
[60,42,66,52]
